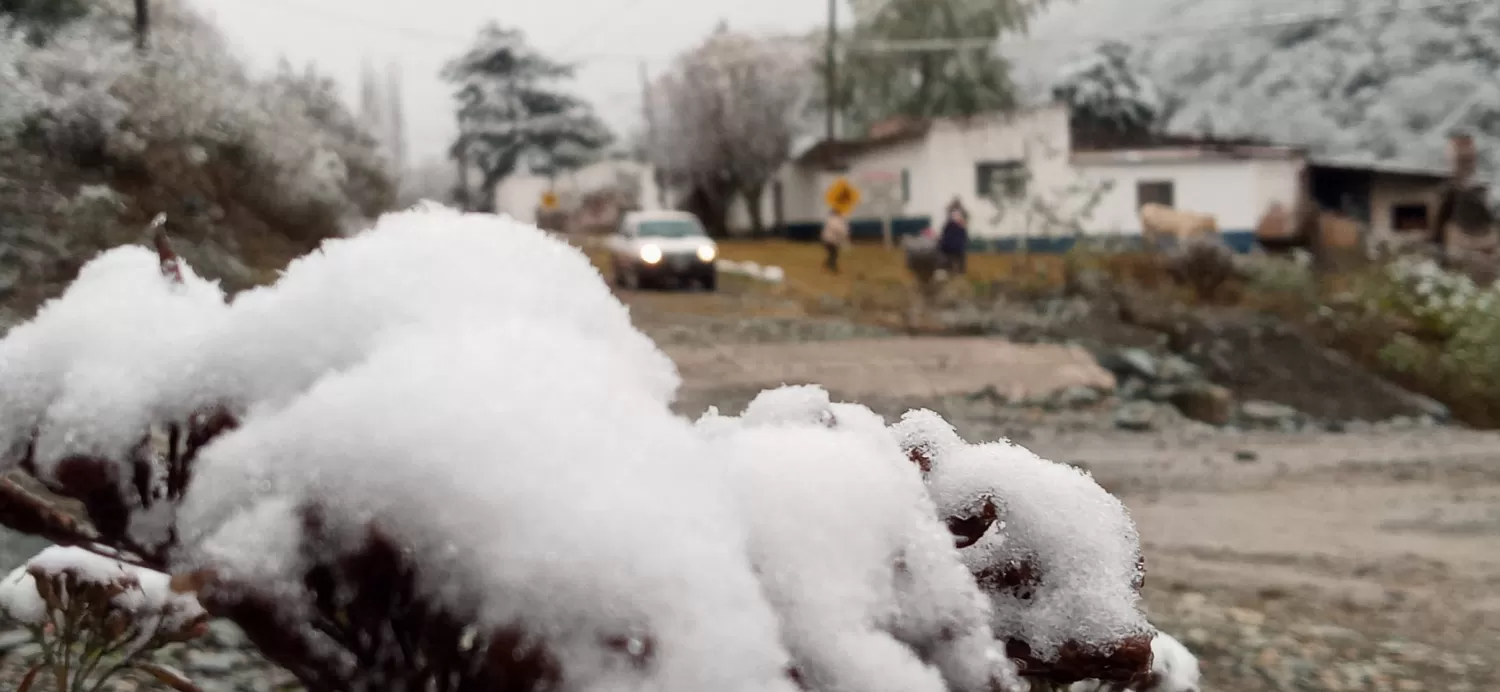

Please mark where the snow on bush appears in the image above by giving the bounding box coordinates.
[697,385,1021,692]
[0,546,208,690]
[0,206,1153,689]
[891,410,1154,683]
[1366,256,1500,392]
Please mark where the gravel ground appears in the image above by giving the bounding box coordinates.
[1,293,1495,691]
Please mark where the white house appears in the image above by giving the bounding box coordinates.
[493,158,660,226]
[752,103,1455,252]
[748,105,1084,244]
[1070,143,1307,251]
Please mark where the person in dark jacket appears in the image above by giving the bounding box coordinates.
[938,204,969,274]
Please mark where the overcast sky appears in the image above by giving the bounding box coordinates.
[191,0,839,166]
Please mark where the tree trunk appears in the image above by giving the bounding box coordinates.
[133,0,148,51]
[452,146,471,211]
[742,183,766,238]
[695,186,732,238]
[475,168,503,214]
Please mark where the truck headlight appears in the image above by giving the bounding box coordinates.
[640,244,662,264]
[696,245,716,262]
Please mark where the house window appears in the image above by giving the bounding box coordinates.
[1137,180,1175,208]
[976,161,1028,199]
[1391,203,1429,232]
[900,169,910,202]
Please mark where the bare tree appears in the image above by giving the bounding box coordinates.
[648,26,811,236]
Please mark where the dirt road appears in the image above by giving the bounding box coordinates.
[663,332,1500,690]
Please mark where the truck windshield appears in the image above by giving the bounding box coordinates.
[637,220,703,238]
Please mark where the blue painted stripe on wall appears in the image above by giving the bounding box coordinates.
[775,225,1261,254]
[964,231,1260,254]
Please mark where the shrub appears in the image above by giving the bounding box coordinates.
[1164,238,1235,302]
[0,205,1155,691]
[0,547,208,691]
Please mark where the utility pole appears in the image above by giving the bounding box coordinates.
[133,0,148,51]
[639,60,666,209]
[825,0,837,140]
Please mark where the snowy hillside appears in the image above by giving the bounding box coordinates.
[1008,0,1500,194]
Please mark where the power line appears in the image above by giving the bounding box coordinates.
[550,0,648,62]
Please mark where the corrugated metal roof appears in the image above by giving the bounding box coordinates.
[1070,145,1303,165]
[1307,156,1451,180]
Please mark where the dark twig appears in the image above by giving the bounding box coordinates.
[0,478,99,547]
[149,214,183,285]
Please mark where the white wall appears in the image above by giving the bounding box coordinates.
[917,107,1076,240]
[493,174,550,224]
[774,105,1077,238]
[1076,157,1302,234]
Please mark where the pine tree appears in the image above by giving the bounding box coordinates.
[443,22,611,212]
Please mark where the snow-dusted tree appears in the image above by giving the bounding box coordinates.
[255,60,397,226]
[823,0,1052,135]
[649,26,811,235]
[1145,0,1500,203]
[443,22,612,213]
[1050,41,1162,141]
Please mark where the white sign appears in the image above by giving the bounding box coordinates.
[854,170,904,246]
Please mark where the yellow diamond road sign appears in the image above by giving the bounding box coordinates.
[540,191,558,210]
[824,177,861,215]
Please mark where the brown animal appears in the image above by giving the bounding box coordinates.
[1138,203,1219,251]
[1254,201,1363,259]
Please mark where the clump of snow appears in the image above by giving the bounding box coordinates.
[177,317,795,692]
[698,386,1021,692]
[890,408,967,474]
[892,410,1150,663]
[0,546,205,636]
[0,246,229,477]
[739,384,839,428]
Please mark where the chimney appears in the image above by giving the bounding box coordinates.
[1449,132,1477,180]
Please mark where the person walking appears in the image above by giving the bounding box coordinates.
[820,208,850,273]
[938,202,969,274]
